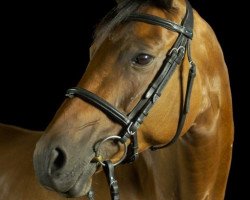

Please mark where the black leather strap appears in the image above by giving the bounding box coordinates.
[127,14,193,39]
[151,49,196,150]
[66,88,130,126]
[182,1,194,33]
[103,161,120,200]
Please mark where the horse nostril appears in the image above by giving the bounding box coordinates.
[49,147,66,175]
[54,148,66,169]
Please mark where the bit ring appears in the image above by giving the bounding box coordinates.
[94,136,127,167]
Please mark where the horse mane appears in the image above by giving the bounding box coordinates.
[93,0,174,49]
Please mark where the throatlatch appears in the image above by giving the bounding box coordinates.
[66,1,195,200]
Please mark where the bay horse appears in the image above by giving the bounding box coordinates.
[0,0,234,199]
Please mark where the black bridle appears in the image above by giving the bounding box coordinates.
[66,1,195,200]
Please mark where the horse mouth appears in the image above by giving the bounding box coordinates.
[61,161,97,198]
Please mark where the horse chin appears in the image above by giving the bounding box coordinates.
[61,178,92,198]
[61,164,96,198]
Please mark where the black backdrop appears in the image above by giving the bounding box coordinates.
[0,1,243,199]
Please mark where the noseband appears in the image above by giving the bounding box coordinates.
[66,1,195,199]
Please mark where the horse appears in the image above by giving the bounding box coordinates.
[0,0,234,199]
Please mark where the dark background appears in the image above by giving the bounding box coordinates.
[0,1,243,199]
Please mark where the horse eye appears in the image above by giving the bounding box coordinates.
[132,53,154,66]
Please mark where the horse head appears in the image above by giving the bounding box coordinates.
[33,0,201,197]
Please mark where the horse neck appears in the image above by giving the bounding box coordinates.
[116,145,178,199]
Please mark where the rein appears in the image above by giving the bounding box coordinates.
[66,1,195,199]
